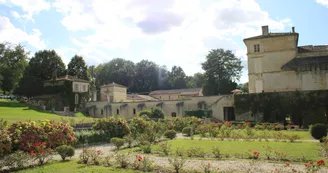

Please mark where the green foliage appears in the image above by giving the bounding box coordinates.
[56,145,75,161]
[201,48,242,95]
[164,130,177,139]
[0,43,28,93]
[0,129,11,156]
[110,137,125,150]
[310,124,327,140]
[138,109,151,117]
[234,91,328,125]
[182,127,192,137]
[129,117,150,139]
[140,142,152,154]
[212,146,222,159]
[168,66,187,89]
[115,153,131,168]
[168,157,186,173]
[92,117,130,138]
[164,117,200,132]
[184,110,212,118]
[67,55,89,80]
[0,150,31,171]
[74,130,111,145]
[150,107,165,119]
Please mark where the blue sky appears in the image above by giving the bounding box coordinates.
[0,0,327,84]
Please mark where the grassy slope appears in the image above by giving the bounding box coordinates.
[0,99,94,123]
[151,139,322,161]
[17,160,147,173]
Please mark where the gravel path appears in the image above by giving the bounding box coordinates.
[50,143,327,173]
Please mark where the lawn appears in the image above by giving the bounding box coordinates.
[17,160,147,173]
[150,139,322,161]
[0,99,94,123]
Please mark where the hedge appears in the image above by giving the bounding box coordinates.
[234,90,328,127]
[184,110,212,118]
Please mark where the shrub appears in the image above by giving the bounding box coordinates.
[110,137,125,150]
[168,157,187,173]
[186,147,205,157]
[115,153,130,168]
[310,124,327,140]
[129,117,150,139]
[0,130,11,157]
[138,109,152,118]
[175,147,184,156]
[182,127,192,137]
[212,146,222,159]
[0,150,30,171]
[150,107,165,119]
[159,142,171,156]
[123,135,134,148]
[56,145,75,161]
[133,155,154,172]
[140,142,152,154]
[89,149,102,165]
[75,130,111,145]
[92,117,130,138]
[140,114,150,121]
[164,130,177,139]
[79,148,93,164]
[29,142,53,165]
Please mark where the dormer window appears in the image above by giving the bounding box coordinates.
[254,44,260,52]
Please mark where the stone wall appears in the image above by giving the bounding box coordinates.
[86,95,234,121]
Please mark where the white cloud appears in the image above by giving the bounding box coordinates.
[0,16,46,49]
[316,0,328,7]
[6,0,50,20]
[10,10,20,19]
[52,0,292,83]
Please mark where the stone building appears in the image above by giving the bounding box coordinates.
[244,25,328,93]
[149,88,203,100]
[86,83,234,121]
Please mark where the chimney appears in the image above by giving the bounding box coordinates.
[262,25,269,35]
[292,26,295,33]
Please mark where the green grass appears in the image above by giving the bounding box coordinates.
[149,139,323,161]
[17,160,147,173]
[0,99,94,123]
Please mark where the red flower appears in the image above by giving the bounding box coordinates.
[97,150,101,153]
[216,168,220,171]
[309,161,313,165]
[253,151,260,156]
[34,143,39,147]
[208,162,211,166]
[292,168,297,172]
[285,162,290,167]
[317,160,325,166]
[49,151,52,154]
[304,164,308,167]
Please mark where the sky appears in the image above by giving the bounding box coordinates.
[0,0,328,84]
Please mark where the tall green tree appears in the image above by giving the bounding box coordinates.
[15,50,66,96]
[187,72,205,88]
[67,55,89,80]
[133,60,159,93]
[201,48,242,95]
[168,66,187,89]
[97,58,135,89]
[0,43,28,94]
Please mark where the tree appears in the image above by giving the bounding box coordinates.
[15,50,65,96]
[201,49,242,95]
[0,43,28,94]
[237,82,249,93]
[97,58,135,89]
[158,65,170,90]
[133,60,159,93]
[168,66,187,89]
[67,55,89,80]
[187,73,205,88]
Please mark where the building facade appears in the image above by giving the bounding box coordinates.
[149,88,203,100]
[244,25,328,93]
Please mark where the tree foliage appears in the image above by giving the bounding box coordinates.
[202,49,242,95]
[67,55,88,80]
[168,66,187,89]
[0,43,28,94]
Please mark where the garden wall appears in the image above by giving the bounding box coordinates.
[234,90,328,127]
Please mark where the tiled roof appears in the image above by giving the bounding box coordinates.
[297,45,328,53]
[244,32,298,41]
[281,56,328,70]
[127,94,158,101]
[49,75,89,83]
[149,88,202,95]
[100,82,127,88]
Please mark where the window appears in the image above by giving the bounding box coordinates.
[133,108,136,115]
[169,95,171,100]
[253,44,260,52]
[117,109,120,115]
[171,112,177,117]
[101,109,103,115]
[74,84,78,92]
[83,85,86,91]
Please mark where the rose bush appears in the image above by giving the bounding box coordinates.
[92,117,130,138]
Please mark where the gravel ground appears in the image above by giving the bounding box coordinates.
[50,143,327,173]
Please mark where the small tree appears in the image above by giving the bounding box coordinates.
[150,107,165,119]
[56,145,75,161]
[164,130,177,139]
[310,124,327,141]
[110,138,125,150]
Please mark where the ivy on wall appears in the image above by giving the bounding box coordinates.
[184,110,212,118]
[234,90,328,127]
